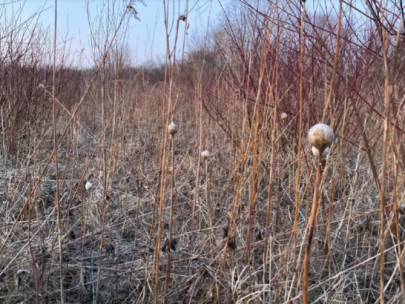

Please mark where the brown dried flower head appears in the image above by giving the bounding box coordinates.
[308,123,334,155]
[168,122,178,136]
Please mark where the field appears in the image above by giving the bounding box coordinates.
[0,0,405,303]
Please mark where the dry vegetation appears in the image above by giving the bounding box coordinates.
[1,0,405,303]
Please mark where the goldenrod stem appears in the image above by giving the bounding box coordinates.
[303,153,322,304]
[164,134,175,304]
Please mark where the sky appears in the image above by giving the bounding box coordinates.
[1,0,229,66]
[1,0,361,67]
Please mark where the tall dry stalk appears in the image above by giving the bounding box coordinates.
[95,58,108,303]
[293,0,305,262]
[302,152,322,304]
[155,2,183,301]
[389,124,405,301]
[164,128,176,304]
[154,111,170,304]
[302,123,334,303]
[379,88,389,304]
[321,0,343,122]
[27,175,39,304]
[262,7,282,294]
[51,1,64,302]
[377,8,401,303]
[192,83,202,228]
[204,157,213,229]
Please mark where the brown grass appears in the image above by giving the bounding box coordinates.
[0,0,405,303]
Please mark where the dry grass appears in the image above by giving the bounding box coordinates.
[0,101,403,303]
[0,0,405,303]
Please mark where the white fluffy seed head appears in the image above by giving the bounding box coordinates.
[311,146,330,158]
[281,112,288,120]
[308,123,334,153]
[85,181,93,191]
[168,122,178,136]
[201,150,210,160]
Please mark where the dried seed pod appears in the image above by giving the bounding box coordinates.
[308,123,334,155]
[281,112,288,120]
[85,181,93,191]
[168,122,178,136]
[201,150,210,160]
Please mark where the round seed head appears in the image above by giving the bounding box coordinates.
[281,112,288,120]
[168,122,178,136]
[201,150,210,160]
[311,146,330,158]
[85,181,93,191]
[308,123,334,153]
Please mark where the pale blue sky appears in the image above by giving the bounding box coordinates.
[1,0,229,66]
[1,0,364,67]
